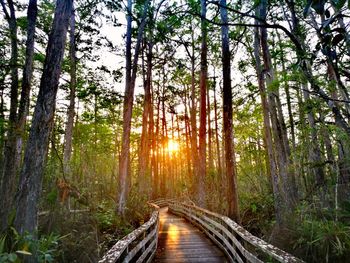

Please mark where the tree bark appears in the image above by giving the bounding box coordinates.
[138,38,153,195]
[117,0,150,215]
[197,0,207,207]
[152,93,161,199]
[189,22,199,195]
[0,0,19,232]
[260,0,297,214]
[253,19,282,224]
[302,83,325,187]
[207,86,213,170]
[15,0,38,163]
[276,31,296,150]
[220,0,239,221]
[63,6,76,174]
[14,0,72,236]
[213,78,222,179]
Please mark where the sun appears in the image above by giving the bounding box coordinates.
[167,139,179,153]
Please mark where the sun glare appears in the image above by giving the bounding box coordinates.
[167,139,179,153]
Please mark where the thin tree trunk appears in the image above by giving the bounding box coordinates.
[320,113,335,174]
[220,0,239,221]
[161,89,167,196]
[207,86,213,170]
[253,22,282,224]
[260,0,298,213]
[117,0,150,215]
[152,94,160,199]
[302,83,325,187]
[138,38,153,195]
[15,0,37,163]
[0,0,19,232]
[63,6,76,175]
[213,77,222,178]
[198,0,207,207]
[14,0,72,237]
[189,22,199,194]
[276,31,296,150]
[184,89,192,181]
[148,66,154,199]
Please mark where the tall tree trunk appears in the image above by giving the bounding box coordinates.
[189,23,199,194]
[138,38,153,195]
[63,6,76,175]
[260,0,297,213]
[15,0,37,162]
[14,0,72,237]
[320,113,335,175]
[213,77,222,178]
[207,86,213,170]
[183,87,192,180]
[117,0,150,215]
[148,67,154,198]
[302,83,325,188]
[197,0,207,206]
[0,87,4,175]
[253,20,282,224]
[161,90,168,196]
[152,94,160,199]
[220,0,239,221]
[276,31,296,150]
[0,0,19,232]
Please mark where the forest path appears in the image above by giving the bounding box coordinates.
[153,207,228,263]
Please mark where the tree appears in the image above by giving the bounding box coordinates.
[14,0,73,236]
[63,4,77,174]
[117,0,150,215]
[197,0,207,207]
[220,0,239,221]
[0,0,19,232]
[0,0,38,232]
[253,11,282,224]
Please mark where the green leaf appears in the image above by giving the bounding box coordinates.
[332,0,346,9]
[34,52,45,63]
[251,204,257,213]
[0,236,6,254]
[8,253,17,262]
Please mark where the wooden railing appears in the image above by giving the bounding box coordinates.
[167,200,304,263]
[98,202,160,263]
[99,199,303,263]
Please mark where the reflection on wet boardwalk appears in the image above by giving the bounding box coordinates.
[153,207,228,263]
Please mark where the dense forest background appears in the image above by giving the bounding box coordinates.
[1,0,350,262]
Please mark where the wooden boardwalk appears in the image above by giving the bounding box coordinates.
[153,207,228,263]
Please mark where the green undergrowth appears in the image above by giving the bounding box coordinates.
[291,200,350,263]
[0,192,152,263]
[0,228,62,263]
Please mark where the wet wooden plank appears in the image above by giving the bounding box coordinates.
[153,207,228,263]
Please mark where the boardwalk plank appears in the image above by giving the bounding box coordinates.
[153,207,228,263]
